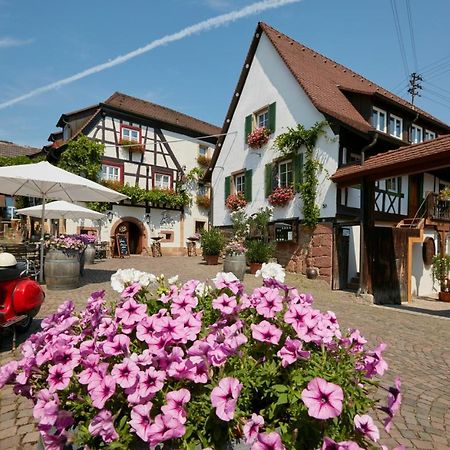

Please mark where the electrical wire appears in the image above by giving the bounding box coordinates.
[390,0,410,80]
[405,0,418,70]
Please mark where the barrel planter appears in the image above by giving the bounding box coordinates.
[223,253,247,281]
[84,243,96,265]
[44,248,80,290]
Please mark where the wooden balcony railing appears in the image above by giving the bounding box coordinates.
[425,193,450,222]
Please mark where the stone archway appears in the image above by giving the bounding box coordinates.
[110,216,148,256]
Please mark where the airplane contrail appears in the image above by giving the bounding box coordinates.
[0,0,301,110]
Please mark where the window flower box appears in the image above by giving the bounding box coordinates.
[247,126,271,149]
[196,194,211,209]
[268,186,295,207]
[225,192,247,211]
[197,155,211,167]
[119,138,145,154]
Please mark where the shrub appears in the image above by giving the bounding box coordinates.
[246,239,274,263]
[200,227,225,256]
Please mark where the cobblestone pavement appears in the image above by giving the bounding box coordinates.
[1,256,449,449]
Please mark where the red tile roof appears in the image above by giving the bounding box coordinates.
[103,92,221,137]
[0,140,42,158]
[260,22,449,133]
[331,134,450,185]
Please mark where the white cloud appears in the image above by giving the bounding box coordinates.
[0,37,33,48]
[0,0,301,110]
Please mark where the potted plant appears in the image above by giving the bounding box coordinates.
[268,186,295,207]
[223,240,247,280]
[0,266,402,449]
[44,235,87,290]
[225,192,247,211]
[247,126,271,149]
[197,155,211,167]
[200,227,225,265]
[432,254,450,302]
[246,239,274,274]
[119,139,145,154]
[196,194,211,209]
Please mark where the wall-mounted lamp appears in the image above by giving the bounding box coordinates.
[106,211,114,223]
[143,212,151,225]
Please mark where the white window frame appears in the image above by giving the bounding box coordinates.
[121,126,141,142]
[411,125,423,144]
[389,114,403,139]
[101,164,120,181]
[256,109,269,129]
[372,107,387,133]
[385,177,397,193]
[234,173,245,194]
[278,160,293,188]
[424,130,436,141]
[154,173,172,189]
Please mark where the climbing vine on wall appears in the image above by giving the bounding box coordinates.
[274,121,328,229]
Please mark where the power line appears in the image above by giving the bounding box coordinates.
[390,0,410,80]
[421,95,450,111]
[405,0,418,70]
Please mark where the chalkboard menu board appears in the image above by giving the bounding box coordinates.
[116,234,129,258]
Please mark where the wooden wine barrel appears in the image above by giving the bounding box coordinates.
[44,248,80,290]
[223,253,247,280]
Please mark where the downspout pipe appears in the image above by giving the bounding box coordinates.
[357,133,378,296]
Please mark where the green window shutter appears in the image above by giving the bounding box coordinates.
[244,169,252,202]
[293,152,304,192]
[265,163,273,197]
[224,176,231,200]
[245,115,252,142]
[268,102,276,133]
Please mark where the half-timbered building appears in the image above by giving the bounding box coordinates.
[207,22,450,302]
[46,92,220,256]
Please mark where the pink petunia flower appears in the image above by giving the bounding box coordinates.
[252,287,284,318]
[251,321,282,345]
[129,403,153,442]
[276,337,310,367]
[138,367,166,398]
[212,272,244,295]
[102,334,130,356]
[354,414,380,442]
[243,413,264,444]
[251,431,285,450]
[301,377,344,420]
[381,376,402,432]
[0,360,18,388]
[321,437,364,450]
[121,282,142,299]
[88,409,119,443]
[47,364,73,393]
[115,298,147,327]
[212,293,238,315]
[147,413,186,447]
[89,375,116,409]
[210,377,243,421]
[111,358,139,389]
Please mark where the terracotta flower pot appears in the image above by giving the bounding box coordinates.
[249,262,262,274]
[438,291,450,302]
[205,255,219,265]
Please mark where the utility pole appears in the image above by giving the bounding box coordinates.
[408,72,423,105]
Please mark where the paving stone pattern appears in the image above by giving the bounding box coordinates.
[1,256,449,449]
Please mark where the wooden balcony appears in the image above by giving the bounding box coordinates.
[425,193,450,222]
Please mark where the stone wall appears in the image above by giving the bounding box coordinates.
[276,222,333,285]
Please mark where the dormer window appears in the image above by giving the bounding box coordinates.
[389,114,403,139]
[372,107,387,132]
[424,130,436,141]
[411,125,423,143]
[121,125,141,143]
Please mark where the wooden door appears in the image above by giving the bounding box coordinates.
[333,226,349,290]
[408,174,423,217]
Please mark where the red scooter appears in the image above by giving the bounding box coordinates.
[0,253,45,336]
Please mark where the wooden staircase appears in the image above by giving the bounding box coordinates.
[396,217,425,229]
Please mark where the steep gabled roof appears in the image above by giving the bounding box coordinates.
[260,22,449,133]
[331,134,450,186]
[0,140,43,158]
[205,22,450,181]
[103,92,221,137]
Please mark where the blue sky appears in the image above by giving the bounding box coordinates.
[1,0,450,148]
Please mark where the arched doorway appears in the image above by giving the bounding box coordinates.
[110,217,147,256]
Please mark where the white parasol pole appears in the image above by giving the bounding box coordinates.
[39,196,46,284]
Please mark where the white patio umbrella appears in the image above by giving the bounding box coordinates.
[0,161,128,282]
[16,200,106,220]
